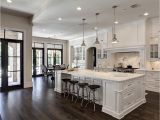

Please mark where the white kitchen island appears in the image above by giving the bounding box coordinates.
[54,69,146,119]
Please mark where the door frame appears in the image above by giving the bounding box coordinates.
[0,38,24,91]
[32,47,44,77]
[47,48,63,66]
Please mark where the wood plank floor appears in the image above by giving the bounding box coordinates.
[0,77,159,120]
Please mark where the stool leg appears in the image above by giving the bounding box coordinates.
[63,82,66,98]
[71,84,75,101]
[66,83,71,99]
[93,90,96,111]
[81,88,84,107]
[75,87,79,104]
[85,90,91,108]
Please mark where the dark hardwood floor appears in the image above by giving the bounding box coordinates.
[0,77,159,120]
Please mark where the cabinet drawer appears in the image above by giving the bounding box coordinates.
[146,72,160,79]
[122,92,135,109]
[122,88,135,98]
[123,80,135,89]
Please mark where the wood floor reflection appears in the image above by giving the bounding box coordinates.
[0,77,159,120]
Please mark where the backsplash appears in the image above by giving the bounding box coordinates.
[113,52,140,68]
[147,61,160,70]
[97,59,109,68]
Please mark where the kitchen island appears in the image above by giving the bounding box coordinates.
[54,69,146,119]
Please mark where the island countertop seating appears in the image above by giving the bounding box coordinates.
[54,69,146,119]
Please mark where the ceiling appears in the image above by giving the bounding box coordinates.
[1,0,159,40]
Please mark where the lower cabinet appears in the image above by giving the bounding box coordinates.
[145,71,160,93]
[136,70,160,93]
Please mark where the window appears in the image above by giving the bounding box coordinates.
[47,43,63,49]
[32,42,44,48]
[74,47,85,61]
[0,29,4,38]
[47,43,63,66]
[0,29,23,40]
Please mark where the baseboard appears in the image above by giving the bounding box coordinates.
[102,98,146,119]
[54,88,62,93]
[24,81,33,88]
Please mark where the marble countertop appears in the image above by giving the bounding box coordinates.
[135,69,160,72]
[61,69,144,82]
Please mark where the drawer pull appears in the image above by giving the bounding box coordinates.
[127,93,132,96]
[128,84,132,86]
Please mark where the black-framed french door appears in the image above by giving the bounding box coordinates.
[47,49,63,66]
[32,48,44,76]
[0,39,23,91]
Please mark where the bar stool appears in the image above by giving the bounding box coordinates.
[85,79,101,111]
[75,77,89,107]
[62,78,71,98]
[68,76,79,101]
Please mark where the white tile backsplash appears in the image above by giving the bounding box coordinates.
[147,61,160,70]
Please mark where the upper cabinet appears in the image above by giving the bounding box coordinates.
[107,20,146,48]
[147,17,160,60]
[150,44,159,59]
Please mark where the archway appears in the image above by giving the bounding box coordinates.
[87,47,96,70]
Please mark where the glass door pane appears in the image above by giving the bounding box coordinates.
[47,49,62,66]
[32,48,44,76]
[47,50,55,66]
[0,42,1,87]
[35,49,43,75]
[55,50,62,65]
[8,42,21,86]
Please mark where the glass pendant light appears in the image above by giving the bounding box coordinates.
[112,6,119,44]
[81,18,86,47]
[94,13,100,45]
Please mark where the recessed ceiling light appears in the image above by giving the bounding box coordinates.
[114,21,119,24]
[7,0,12,3]
[77,7,82,11]
[94,27,98,30]
[58,18,62,21]
[144,12,149,16]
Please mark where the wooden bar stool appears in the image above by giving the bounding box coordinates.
[62,78,71,98]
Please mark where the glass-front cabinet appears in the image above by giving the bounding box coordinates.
[150,44,158,58]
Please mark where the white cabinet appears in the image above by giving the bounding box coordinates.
[150,44,159,59]
[102,76,146,119]
[145,71,160,93]
[148,17,160,61]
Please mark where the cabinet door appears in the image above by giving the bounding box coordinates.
[150,44,158,59]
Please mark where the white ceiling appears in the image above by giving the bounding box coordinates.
[1,0,159,40]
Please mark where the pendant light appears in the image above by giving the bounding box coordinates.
[112,6,119,44]
[81,18,86,47]
[94,13,100,45]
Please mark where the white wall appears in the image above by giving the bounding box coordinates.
[1,12,33,88]
[32,37,69,66]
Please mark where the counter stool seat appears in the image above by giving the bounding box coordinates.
[69,80,79,84]
[88,85,100,90]
[78,83,88,87]
[62,78,71,82]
